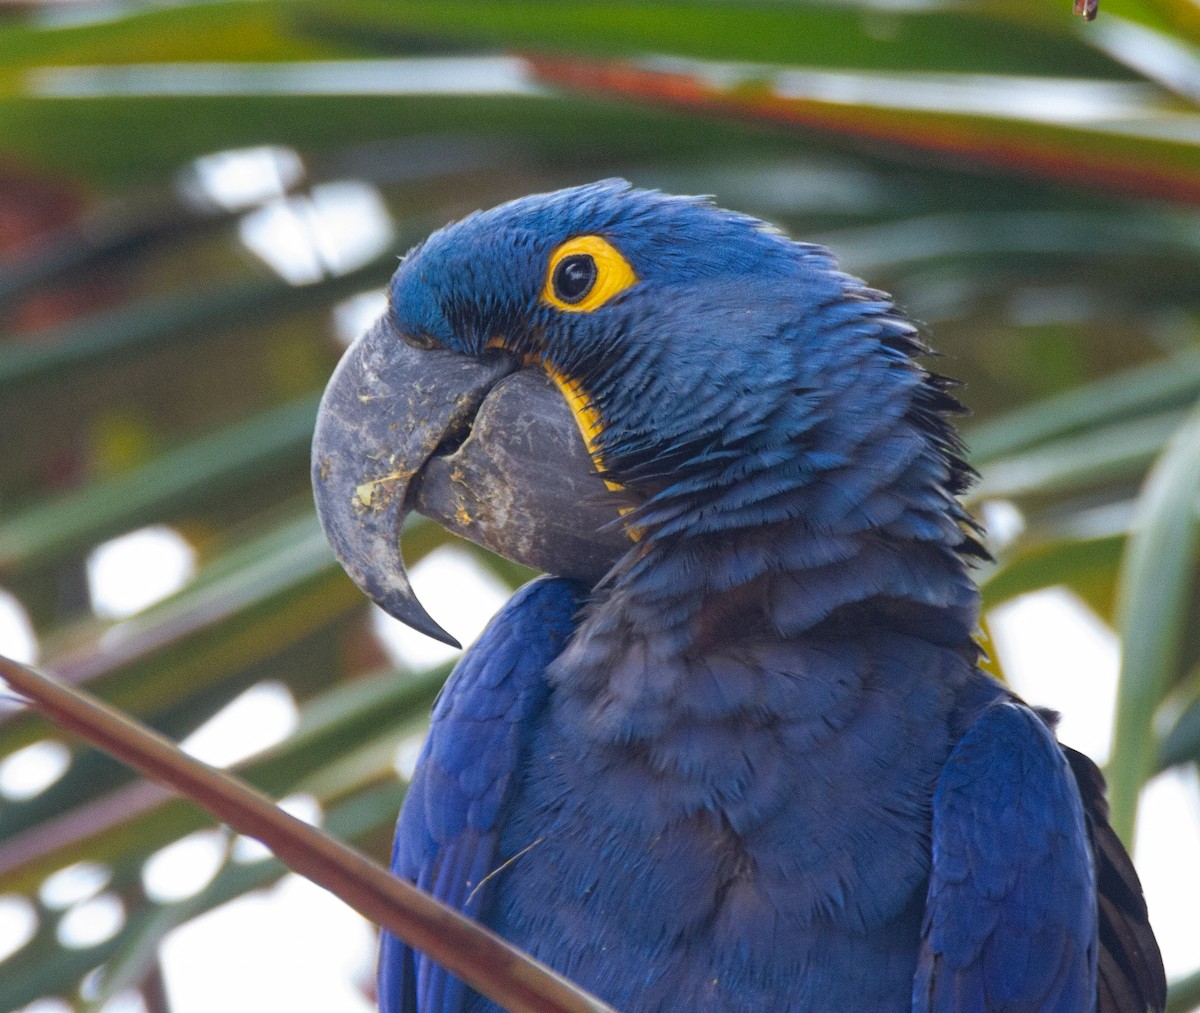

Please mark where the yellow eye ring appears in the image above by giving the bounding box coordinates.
[542,235,638,313]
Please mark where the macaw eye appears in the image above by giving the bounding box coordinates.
[543,235,638,313]
[552,255,597,304]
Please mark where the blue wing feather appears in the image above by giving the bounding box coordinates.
[913,701,1098,1013]
[378,577,586,1013]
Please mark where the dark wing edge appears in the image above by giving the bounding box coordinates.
[1062,746,1167,1013]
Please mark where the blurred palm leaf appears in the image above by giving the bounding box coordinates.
[1,1,1198,1010]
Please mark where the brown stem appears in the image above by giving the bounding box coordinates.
[140,960,172,1013]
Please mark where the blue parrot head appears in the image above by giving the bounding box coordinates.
[388,180,854,489]
[313,180,980,645]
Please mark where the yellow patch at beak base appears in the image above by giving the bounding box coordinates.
[543,365,641,541]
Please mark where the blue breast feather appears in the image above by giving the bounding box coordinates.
[380,576,1119,1013]
[380,577,587,1013]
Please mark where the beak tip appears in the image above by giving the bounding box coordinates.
[433,630,464,651]
[409,623,463,650]
[375,584,462,650]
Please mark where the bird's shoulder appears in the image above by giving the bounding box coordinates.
[916,698,1097,1012]
[393,574,586,874]
[917,694,1165,1013]
[380,575,586,1013]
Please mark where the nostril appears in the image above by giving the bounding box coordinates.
[430,422,470,460]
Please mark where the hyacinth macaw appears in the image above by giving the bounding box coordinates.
[311,181,1165,1013]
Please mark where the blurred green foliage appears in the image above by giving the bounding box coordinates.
[0,0,1198,1010]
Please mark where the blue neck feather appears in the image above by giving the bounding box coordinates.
[550,280,984,747]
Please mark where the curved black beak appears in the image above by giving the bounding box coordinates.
[312,316,629,647]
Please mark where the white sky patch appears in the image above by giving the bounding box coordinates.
[56,893,125,949]
[0,590,38,666]
[308,182,395,275]
[229,834,272,865]
[180,681,298,768]
[142,830,227,904]
[39,862,112,911]
[161,874,375,1013]
[86,525,197,619]
[238,181,394,285]
[977,499,1025,553]
[239,198,323,285]
[95,993,148,1013]
[0,740,71,801]
[986,587,1118,764]
[0,895,37,963]
[332,289,389,348]
[393,732,427,782]
[278,792,322,827]
[178,145,305,212]
[370,545,511,670]
[1135,768,1200,979]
